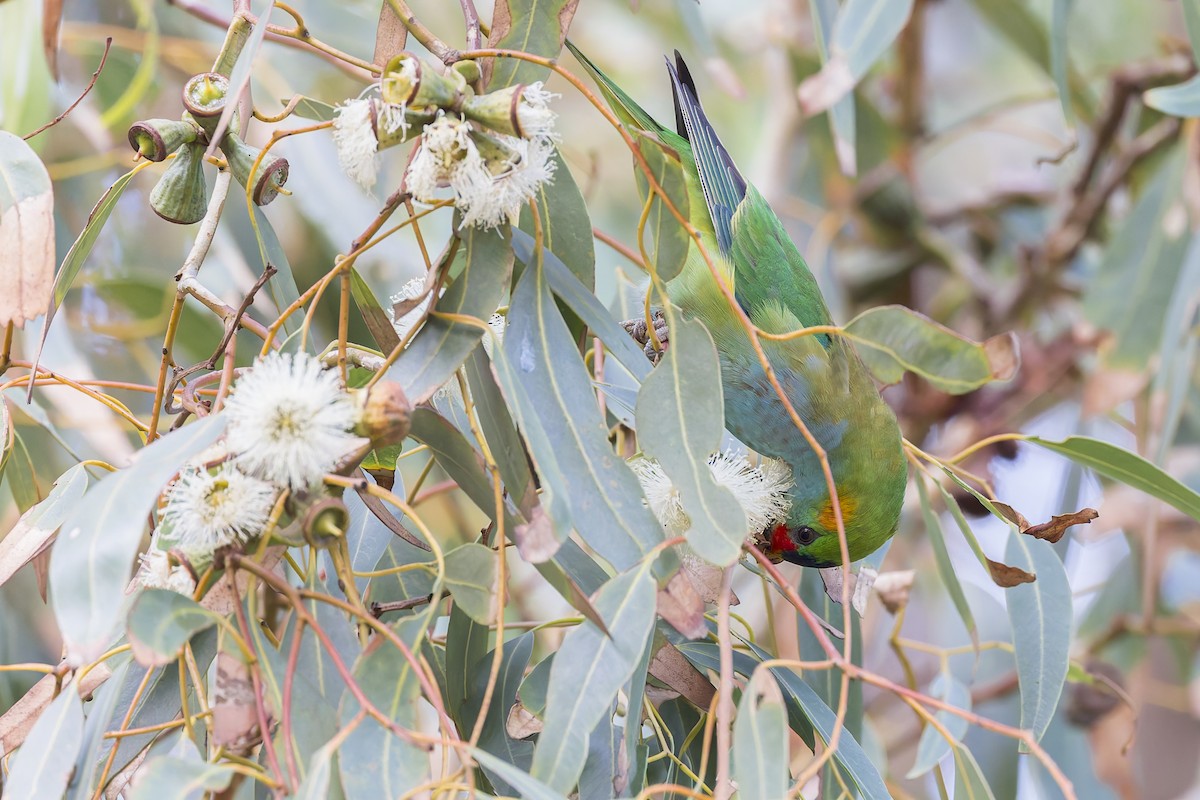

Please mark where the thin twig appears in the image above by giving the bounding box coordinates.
[24,38,113,140]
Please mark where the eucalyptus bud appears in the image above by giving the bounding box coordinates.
[380,52,467,112]
[182,72,233,138]
[150,143,209,224]
[128,118,199,162]
[371,99,434,151]
[302,496,350,547]
[462,82,557,140]
[451,59,482,85]
[354,381,412,448]
[220,133,289,206]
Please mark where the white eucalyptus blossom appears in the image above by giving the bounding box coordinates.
[159,464,276,560]
[135,549,197,596]
[224,352,366,490]
[458,134,556,230]
[630,451,793,535]
[333,96,381,191]
[405,114,556,230]
[514,82,559,139]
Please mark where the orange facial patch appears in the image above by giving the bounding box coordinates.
[818,492,858,533]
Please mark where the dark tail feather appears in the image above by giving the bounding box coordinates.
[665,52,747,255]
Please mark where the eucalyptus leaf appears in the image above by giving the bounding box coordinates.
[845,305,1017,393]
[445,542,497,624]
[4,679,84,800]
[0,130,54,328]
[635,308,745,564]
[917,477,978,646]
[732,669,789,799]
[386,227,513,404]
[907,672,971,778]
[484,0,580,88]
[632,133,690,282]
[50,415,227,663]
[0,461,88,588]
[128,756,235,800]
[1005,529,1071,750]
[126,589,221,667]
[531,564,657,792]
[1145,74,1200,117]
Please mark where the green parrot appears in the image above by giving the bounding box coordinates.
[571,45,907,567]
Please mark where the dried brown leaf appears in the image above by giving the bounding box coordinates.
[995,501,1099,543]
[987,558,1036,587]
[42,0,63,81]
[512,503,560,562]
[505,701,543,739]
[212,651,259,755]
[0,664,111,755]
[372,0,408,68]
[0,133,55,328]
[648,641,716,710]
[656,569,707,639]
[983,332,1020,381]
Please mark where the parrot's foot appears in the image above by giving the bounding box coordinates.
[620,311,670,364]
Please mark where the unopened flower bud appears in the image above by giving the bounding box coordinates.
[220,133,289,206]
[462,82,557,140]
[302,496,350,546]
[380,52,466,112]
[128,118,200,162]
[355,381,412,448]
[150,143,209,224]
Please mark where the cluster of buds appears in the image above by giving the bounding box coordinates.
[333,53,559,228]
[128,72,289,224]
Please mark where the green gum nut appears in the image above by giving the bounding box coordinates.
[381,52,466,112]
[182,72,232,138]
[370,99,435,152]
[462,84,527,138]
[451,59,481,85]
[149,143,209,224]
[127,118,199,162]
[469,128,521,176]
[302,497,350,547]
[220,133,289,206]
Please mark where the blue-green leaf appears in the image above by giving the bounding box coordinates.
[531,564,657,791]
[635,309,745,565]
[5,679,84,799]
[918,477,978,645]
[1005,530,1071,749]
[733,669,789,799]
[1145,74,1200,117]
[907,672,971,778]
[50,416,227,663]
[126,589,221,667]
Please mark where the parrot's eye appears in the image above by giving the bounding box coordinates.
[795,526,819,546]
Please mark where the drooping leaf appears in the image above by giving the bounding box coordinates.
[4,678,84,800]
[387,227,513,404]
[733,669,789,799]
[952,742,998,800]
[907,673,971,778]
[0,130,54,327]
[531,564,657,792]
[1029,436,1200,522]
[484,0,580,89]
[1006,529,1072,750]
[465,633,537,794]
[917,477,978,646]
[494,243,671,576]
[519,147,595,293]
[797,0,916,115]
[126,589,221,667]
[845,305,1018,393]
[809,0,858,174]
[473,747,572,800]
[0,462,87,588]
[249,204,303,337]
[339,618,429,798]
[447,600,490,732]
[350,266,401,354]
[1050,0,1074,123]
[444,543,497,624]
[1145,74,1200,117]
[635,308,745,564]
[286,94,338,121]
[127,756,235,800]
[1083,151,1188,367]
[632,133,690,283]
[50,415,227,663]
[992,501,1098,544]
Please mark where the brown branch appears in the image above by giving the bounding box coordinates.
[24,37,112,141]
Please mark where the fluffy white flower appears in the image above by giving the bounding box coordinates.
[160,464,277,559]
[333,97,381,191]
[630,451,793,535]
[135,549,197,596]
[224,352,366,490]
[405,115,556,230]
[458,133,556,229]
[514,82,559,139]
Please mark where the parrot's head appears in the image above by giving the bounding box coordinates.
[761,472,904,568]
